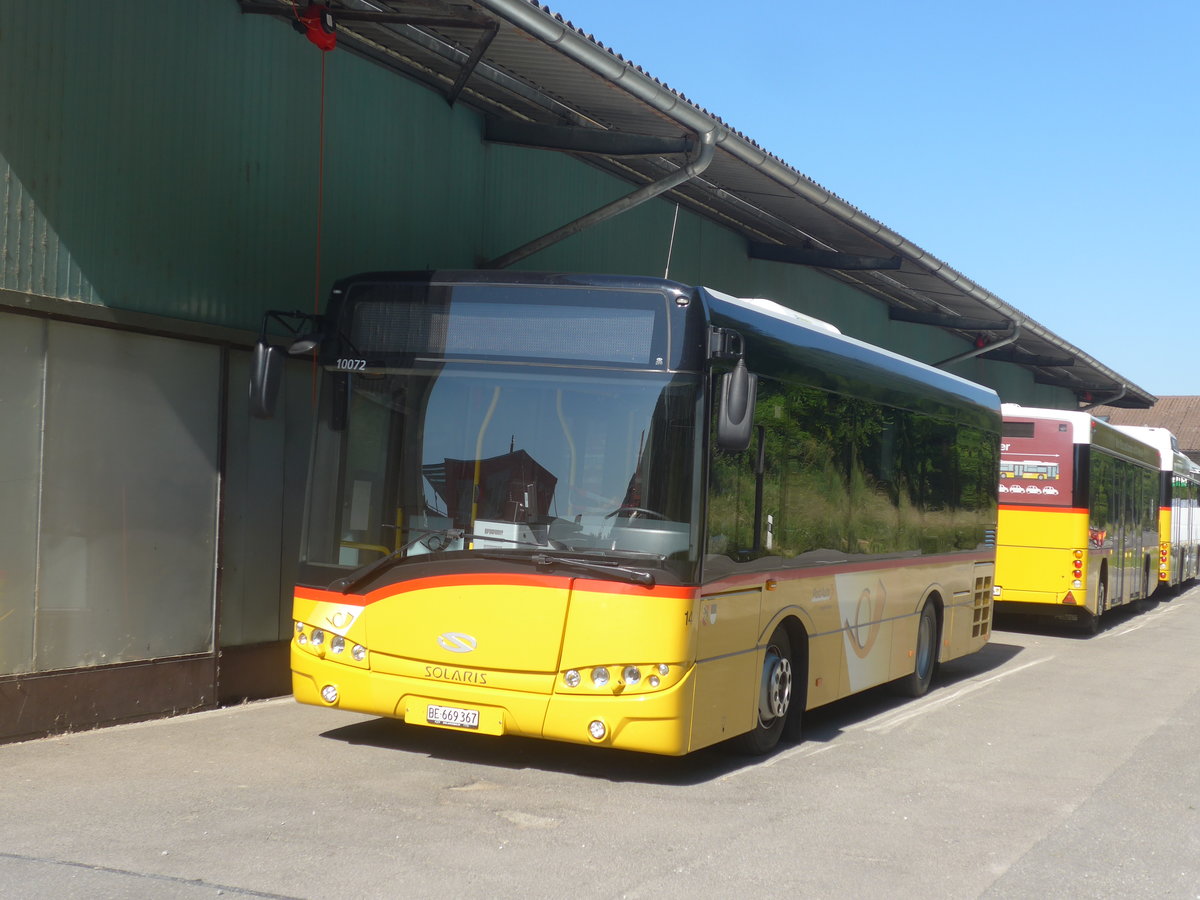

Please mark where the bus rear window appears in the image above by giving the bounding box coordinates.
[1002,421,1035,439]
[999,419,1074,506]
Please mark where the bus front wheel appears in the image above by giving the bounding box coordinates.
[735,626,792,755]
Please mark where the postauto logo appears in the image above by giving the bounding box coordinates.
[437,632,477,653]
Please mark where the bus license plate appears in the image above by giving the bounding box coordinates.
[426,704,480,729]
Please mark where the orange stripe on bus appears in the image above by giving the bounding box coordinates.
[998,505,1086,514]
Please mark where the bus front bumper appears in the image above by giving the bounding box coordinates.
[291,649,697,756]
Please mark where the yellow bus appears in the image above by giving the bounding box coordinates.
[1111,425,1200,590]
[996,404,1160,633]
[253,271,1000,755]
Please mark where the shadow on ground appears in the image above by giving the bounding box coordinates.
[318,636,1027,786]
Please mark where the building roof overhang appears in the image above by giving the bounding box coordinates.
[239,0,1155,409]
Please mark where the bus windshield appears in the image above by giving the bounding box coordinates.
[301,363,701,583]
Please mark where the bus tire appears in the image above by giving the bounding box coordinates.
[1079,580,1105,634]
[901,602,938,698]
[734,626,792,755]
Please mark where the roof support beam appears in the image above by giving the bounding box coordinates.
[238,1,495,105]
[888,308,1009,331]
[936,323,1021,369]
[748,242,901,271]
[1081,386,1127,411]
[979,348,1075,367]
[239,3,494,30]
[484,118,694,157]
[445,21,499,107]
[481,129,716,269]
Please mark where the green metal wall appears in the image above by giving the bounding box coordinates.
[0,0,1074,406]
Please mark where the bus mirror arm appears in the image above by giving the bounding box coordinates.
[717,360,757,452]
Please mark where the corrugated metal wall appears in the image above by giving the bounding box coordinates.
[0,1,1078,739]
[0,1,1075,389]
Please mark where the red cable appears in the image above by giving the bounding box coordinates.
[311,50,327,406]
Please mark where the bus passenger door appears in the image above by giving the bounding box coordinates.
[690,585,762,749]
[1111,467,1129,603]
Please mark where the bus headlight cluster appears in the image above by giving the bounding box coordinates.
[561,662,675,693]
[294,621,367,667]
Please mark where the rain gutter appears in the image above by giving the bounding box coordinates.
[475,0,1154,405]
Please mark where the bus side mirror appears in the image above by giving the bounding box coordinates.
[249,339,284,419]
[717,360,757,452]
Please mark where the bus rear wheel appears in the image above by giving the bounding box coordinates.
[1079,580,1106,635]
[901,602,938,697]
[735,626,792,755]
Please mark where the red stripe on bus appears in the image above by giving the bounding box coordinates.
[295,574,695,607]
[998,505,1086,514]
[700,550,995,593]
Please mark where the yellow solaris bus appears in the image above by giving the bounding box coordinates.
[256,272,1000,755]
[996,404,1160,633]
[1111,425,1200,589]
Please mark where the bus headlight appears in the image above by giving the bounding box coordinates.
[560,663,679,692]
[588,720,607,741]
[330,635,345,655]
[352,644,367,662]
[320,684,339,704]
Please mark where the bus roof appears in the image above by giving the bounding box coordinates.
[1002,404,1159,466]
[704,287,1000,426]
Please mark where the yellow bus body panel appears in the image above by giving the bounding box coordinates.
[292,579,700,756]
[1158,507,1172,584]
[292,553,992,756]
[995,506,1094,612]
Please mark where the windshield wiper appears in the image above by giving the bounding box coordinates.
[328,528,541,593]
[479,551,656,587]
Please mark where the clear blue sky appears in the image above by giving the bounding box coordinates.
[545,0,1199,397]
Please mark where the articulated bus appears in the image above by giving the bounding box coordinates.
[995,404,1160,633]
[254,271,1000,756]
[1112,425,1200,589]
